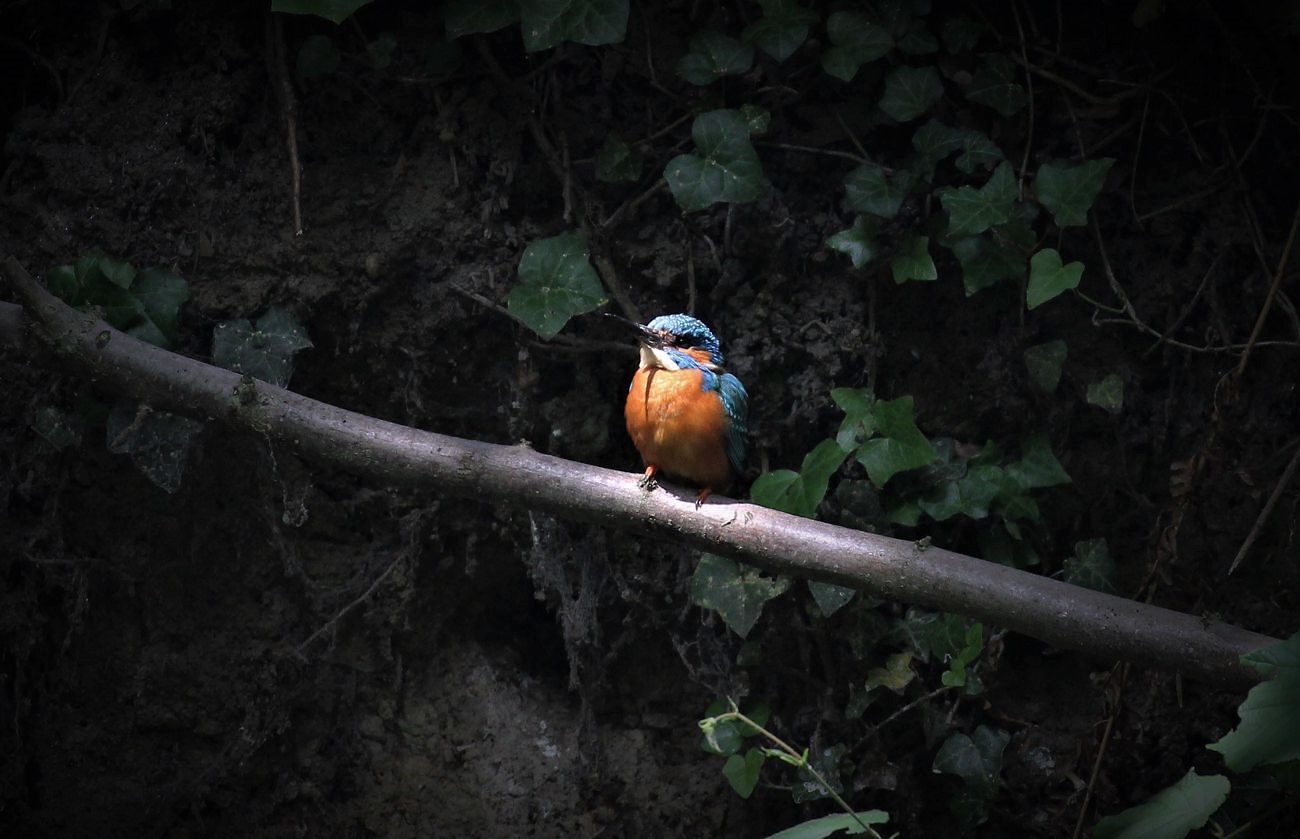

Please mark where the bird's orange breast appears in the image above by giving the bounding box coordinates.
[625,366,732,489]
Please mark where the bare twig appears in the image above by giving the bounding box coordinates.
[1237,199,1300,377]
[1229,441,1300,575]
[267,14,304,235]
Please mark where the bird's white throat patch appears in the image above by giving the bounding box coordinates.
[639,345,680,371]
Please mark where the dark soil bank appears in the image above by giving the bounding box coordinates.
[2,1,1298,836]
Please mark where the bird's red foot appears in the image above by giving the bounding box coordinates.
[694,487,713,509]
[637,465,659,491]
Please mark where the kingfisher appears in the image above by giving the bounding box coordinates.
[622,313,748,507]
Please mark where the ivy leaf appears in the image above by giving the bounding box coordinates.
[510,231,607,338]
[866,651,915,692]
[955,131,1006,173]
[519,0,629,52]
[1087,373,1124,414]
[742,0,818,62]
[1027,248,1084,309]
[1063,538,1117,593]
[132,266,190,344]
[1005,435,1071,489]
[675,30,754,85]
[212,307,315,388]
[822,10,893,81]
[966,54,1028,116]
[941,160,1017,237]
[444,0,519,37]
[832,387,876,451]
[690,553,791,638]
[950,234,1024,294]
[1034,158,1115,227]
[766,811,890,839]
[1208,632,1300,772]
[97,256,136,289]
[1093,770,1231,839]
[856,396,937,487]
[808,581,856,616]
[844,163,916,218]
[751,439,849,518]
[933,725,1009,800]
[271,0,373,25]
[723,748,766,798]
[911,119,966,172]
[106,401,204,494]
[1023,340,1067,393]
[892,235,937,283]
[665,109,763,212]
[827,215,880,268]
[594,135,641,182]
[879,65,943,122]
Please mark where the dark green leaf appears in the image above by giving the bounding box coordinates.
[675,30,754,85]
[751,439,849,518]
[950,234,1024,294]
[690,553,791,638]
[742,0,818,62]
[509,231,607,338]
[1005,434,1071,489]
[808,581,855,616]
[1027,248,1084,309]
[444,0,519,37]
[1093,770,1230,839]
[832,386,876,451]
[941,160,1017,237]
[892,235,937,283]
[665,109,763,212]
[827,215,880,268]
[911,119,966,172]
[272,0,372,25]
[1087,373,1124,414]
[955,130,1006,173]
[766,810,889,839]
[879,65,943,122]
[212,307,314,387]
[966,54,1028,116]
[106,400,204,493]
[519,0,629,52]
[1063,538,1116,593]
[856,396,937,487]
[30,405,83,450]
[933,725,1009,799]
[594,135,641,183]
[96,256,136,289]
[844,163,916,218]
[723,748,765,798]
[1034,158,1115,227]
[132,266,190,343]
[821,11,893,82]
[1208,632,1300,772]
[1023,340,1067,393]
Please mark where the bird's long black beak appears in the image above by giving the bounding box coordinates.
[603,312,663,347]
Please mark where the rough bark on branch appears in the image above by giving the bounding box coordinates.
[0,255,1279,686]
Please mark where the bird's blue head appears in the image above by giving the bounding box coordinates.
[640,313,726,370]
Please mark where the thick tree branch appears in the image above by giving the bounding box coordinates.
[0,255,1280,686]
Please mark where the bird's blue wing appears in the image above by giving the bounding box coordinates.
[716,372,749,474]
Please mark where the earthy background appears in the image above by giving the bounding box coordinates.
[2,1,1298,836]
